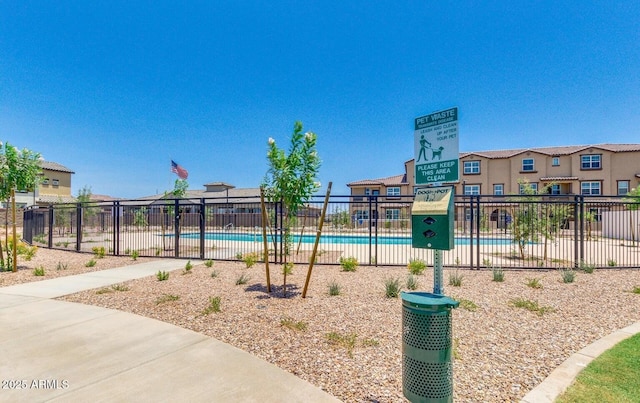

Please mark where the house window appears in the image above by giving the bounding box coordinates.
[581,181,601,195]
[464,184,480,195]
[386,187,400,197]
[463,161,480,174]
[365,188,379,196]
[581,154,601,170]
[386,209,400,220]
[493,184,504,195]
[551,184,561,195]
[52,179,60,187]
[519,183,538,194]
[522,158,535,172]
[552,157,560,166]
[42,178,49,185]
[617,181,630,195]
[354,210,369,220]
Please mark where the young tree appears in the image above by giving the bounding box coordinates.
[624,187,640,246]
[161,179,188,251]
[0,142,42,271]
[77,185,99,229]
[263,121,321,296]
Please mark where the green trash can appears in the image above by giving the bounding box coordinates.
[401,292,459,403]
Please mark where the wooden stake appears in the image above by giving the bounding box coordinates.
[302,182,332,298]
[260,187,271,293]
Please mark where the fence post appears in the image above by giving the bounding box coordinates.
[579,195,585,265]
[199,198,205,260]
[573,196,579,267]
[76,203,82,251]
[114,201,120,256]
[475,195,482,270]
[174,198,180,258]
[468,195,475,270]
[48,204,54,248]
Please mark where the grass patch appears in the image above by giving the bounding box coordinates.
[235,273,250,285]
[280,316,308,332]
[557,333,640,403]
[328,280,341,296]
[325,331,378,358]
[492,267,505,282]
[384,277,401,298]
[526,277,543,289]
[449,270,463,287]
[406,274,419,290]
[56,261,68,270]
[509,297,555,316]
[631,286,640,294]
[456,298,478,312]
[210,270,219,278]
[85,259,97,267]
[580,261,596,274]
[560,269,576,283]
[156,294,180,304]
[407,258,426,275]
[201,296,221,315]
[111,283,130,292]
[33,266,45,276]
[339,256,358,272]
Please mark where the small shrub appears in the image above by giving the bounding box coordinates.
[85,259,97,267]
[280,316,308,331]
[526,277,542,289]
[56,262,68,271]
[384,277,401,298]
[482,258,492,267]
[131,250,139,261]
[95,287,114,294]
[560,269,576,283]
[111,284,130,292]
[156,271,170,281]
[339,256,358,272]
[607,259,617,267]
[328,280,341,296]
[33,266,45,276]
[406,274,419,290]
[124,248,131,255]
[210,270,219,278]
[235,273,250,285]
[202,296,221,315]
[510,297,555,316]
[92,246,106,258]
[241,253,259,268]
[454,297,478,311]
[23,245,37,261]
[449,270,463,287]
[182,260,193,275]
[580,261,596,274]
[204,259,214,268]
[455,256,461,267]
[155,248,162,256]
[407,259,427,275]
[282,262,294,276]
[492,267,505,282]
[156,294,180,304]
[631,286,640,294]
[325,331,358,357]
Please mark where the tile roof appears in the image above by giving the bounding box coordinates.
[40,160,74,173]
[347,174,407,187]
[459,143,640,159]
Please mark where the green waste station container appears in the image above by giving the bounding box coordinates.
[401,292,459,403]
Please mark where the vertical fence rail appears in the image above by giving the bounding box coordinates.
[22,194,640,269]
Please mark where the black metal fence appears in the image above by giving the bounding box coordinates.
[23,194,640,269]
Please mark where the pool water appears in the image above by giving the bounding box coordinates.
[179,232,514,246]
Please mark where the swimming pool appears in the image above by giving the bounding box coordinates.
[179,232,515,246]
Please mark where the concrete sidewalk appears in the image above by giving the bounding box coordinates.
[0,260,340,402]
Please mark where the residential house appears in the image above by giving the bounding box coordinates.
[12,160,75,208]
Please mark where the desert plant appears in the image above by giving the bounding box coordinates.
[156,294,180,304]
[241,253,259,268]
[156,270,170,281]
[95,287,114,294]
[325,331,358,357]
[235,273,250,285]
[607,259,617,267]
[111,284,130,292]
[328,280,341,296]
[210,270,219,278]
[456,298,478,312]
[482,258,492,267]
[204,259,214,268]
[183,260,193,275]
[560,269,576,283]
[202,296,221,315]
[282,262,294,276]
[131,250,139,261]
[85,259,97,267]
[280,316,308,331]
[33,266,45,276]
[92,246,106,258]
[492,267,505,282]
[56,261,68,271]
[384,277,401,298]
[579,261,596,274]
[510,297,555,316]
[526,277,542,289]
[449,270,463,287]
[406,274,419,290]
[339,256,358,272]
[407,258,426,275]
[632,286,640,294]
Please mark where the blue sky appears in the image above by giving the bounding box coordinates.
[1,1,639,198]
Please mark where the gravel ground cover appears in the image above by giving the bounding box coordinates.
[4,249,640,402]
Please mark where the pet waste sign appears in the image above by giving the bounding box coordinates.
[414,107,459,186]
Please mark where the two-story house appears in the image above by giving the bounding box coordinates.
[13,160,75,208]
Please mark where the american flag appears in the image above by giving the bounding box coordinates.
[171,160,188,180]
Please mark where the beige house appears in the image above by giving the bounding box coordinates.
[348,144,640,226]
[13,160,75,208]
